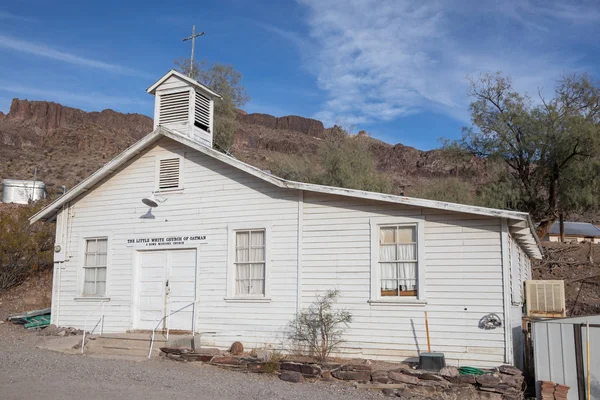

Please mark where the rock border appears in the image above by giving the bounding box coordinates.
[161,347,525,400]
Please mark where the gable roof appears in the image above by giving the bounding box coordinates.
[30,126,543,259]
[548,221,600,237]
[146,70,223,99]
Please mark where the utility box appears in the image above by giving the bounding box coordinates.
[525,280,566,318]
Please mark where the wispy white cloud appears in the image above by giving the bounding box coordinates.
[296,0,600,127]
[0,83,147,108]
[0,34,148,76]
[0,11,34,22]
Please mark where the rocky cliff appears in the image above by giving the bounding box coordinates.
[0,98,480,198]
[6,99,152,137]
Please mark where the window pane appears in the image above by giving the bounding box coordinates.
[380,244,396,261]
[236,231,249,247]
[236,232,249,262]
[250,231,264,247]
[397,244,416,261]
[96,281,106,296]
[250,246,264,262]
[380,263,397,279]
[96,267,107,282]
[250,263,265,279]
[398,262,417,291]
[97,239,108,253]
[84,267,96,282]
[86,239,97,253]
[85,254,96,267]
[236,247,249,263]
[396,227,415,243]
[83,281,96,296]
[249,279,264,295]
[380,227,395,244]
[96,253,107,267]
[381,280,398,296]
[235,264,250,295]
[249,231,265,262]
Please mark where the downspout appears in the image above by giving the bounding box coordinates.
[296,190,303,314]
[500,218,513,364]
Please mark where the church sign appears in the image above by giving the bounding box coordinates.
[126,235,207,247]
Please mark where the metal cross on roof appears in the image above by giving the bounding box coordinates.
[182,25,205,78]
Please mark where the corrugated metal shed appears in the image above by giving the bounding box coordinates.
[532,315,600,400]
[548,222,600,238]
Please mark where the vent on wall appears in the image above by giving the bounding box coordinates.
[194,91,210,131]
[525,280,566,318]
[159,91,189,125]
[158,157,181,190]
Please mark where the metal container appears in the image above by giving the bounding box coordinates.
[2,179,47,204]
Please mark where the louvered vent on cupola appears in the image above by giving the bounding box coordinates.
[157,157,181,190]
[194,92,210,131]
[159,91,189,125]
[147,70,223,148]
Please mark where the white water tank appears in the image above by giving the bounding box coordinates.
[2,179,47,204]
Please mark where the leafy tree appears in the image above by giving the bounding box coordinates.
[408,177,475,205]
[174,58,250,151]
[0,204,54,291]
[317,125,393,193]
[286,289,352,361]
[452,72,600,237]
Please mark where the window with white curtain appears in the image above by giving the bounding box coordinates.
[379,225,418,297]
[83,238,107,296]
[234,230,265,296]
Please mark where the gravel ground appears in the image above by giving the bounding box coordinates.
[0,320,383,400]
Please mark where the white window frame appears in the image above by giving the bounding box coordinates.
[225,223,272,302]
[154,154,184,193]
[76,236,111,300]
[369,216,426,304]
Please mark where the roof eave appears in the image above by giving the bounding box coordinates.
[29,128,164,224]
[146,70,223,99]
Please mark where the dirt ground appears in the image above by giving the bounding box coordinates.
[533,241,600,316]
[0,268,52,314]
[0,320,384,400]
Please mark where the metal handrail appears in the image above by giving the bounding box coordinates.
[81,300,108,353]
[148,300,199,358]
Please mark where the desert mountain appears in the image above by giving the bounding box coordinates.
[0,99,482,198]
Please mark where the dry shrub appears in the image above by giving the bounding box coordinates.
[0,203,54,291]
[286,289,352,361]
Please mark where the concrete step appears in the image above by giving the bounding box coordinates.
[84,333,170,358]
[83,333,222,359]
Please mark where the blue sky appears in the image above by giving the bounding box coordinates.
[1,1,599,150]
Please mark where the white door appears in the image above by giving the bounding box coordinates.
[136,249,197,331]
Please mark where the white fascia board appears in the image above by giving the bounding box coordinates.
[146,70,222,99]
[29,128,164,224]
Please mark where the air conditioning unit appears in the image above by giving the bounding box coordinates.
[525,280,566,318]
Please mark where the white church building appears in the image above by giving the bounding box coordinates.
[32,70,542,367]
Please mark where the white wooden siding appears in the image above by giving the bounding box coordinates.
[55,137,299,345]
[52,136,531,367]
[301,192,506,367]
